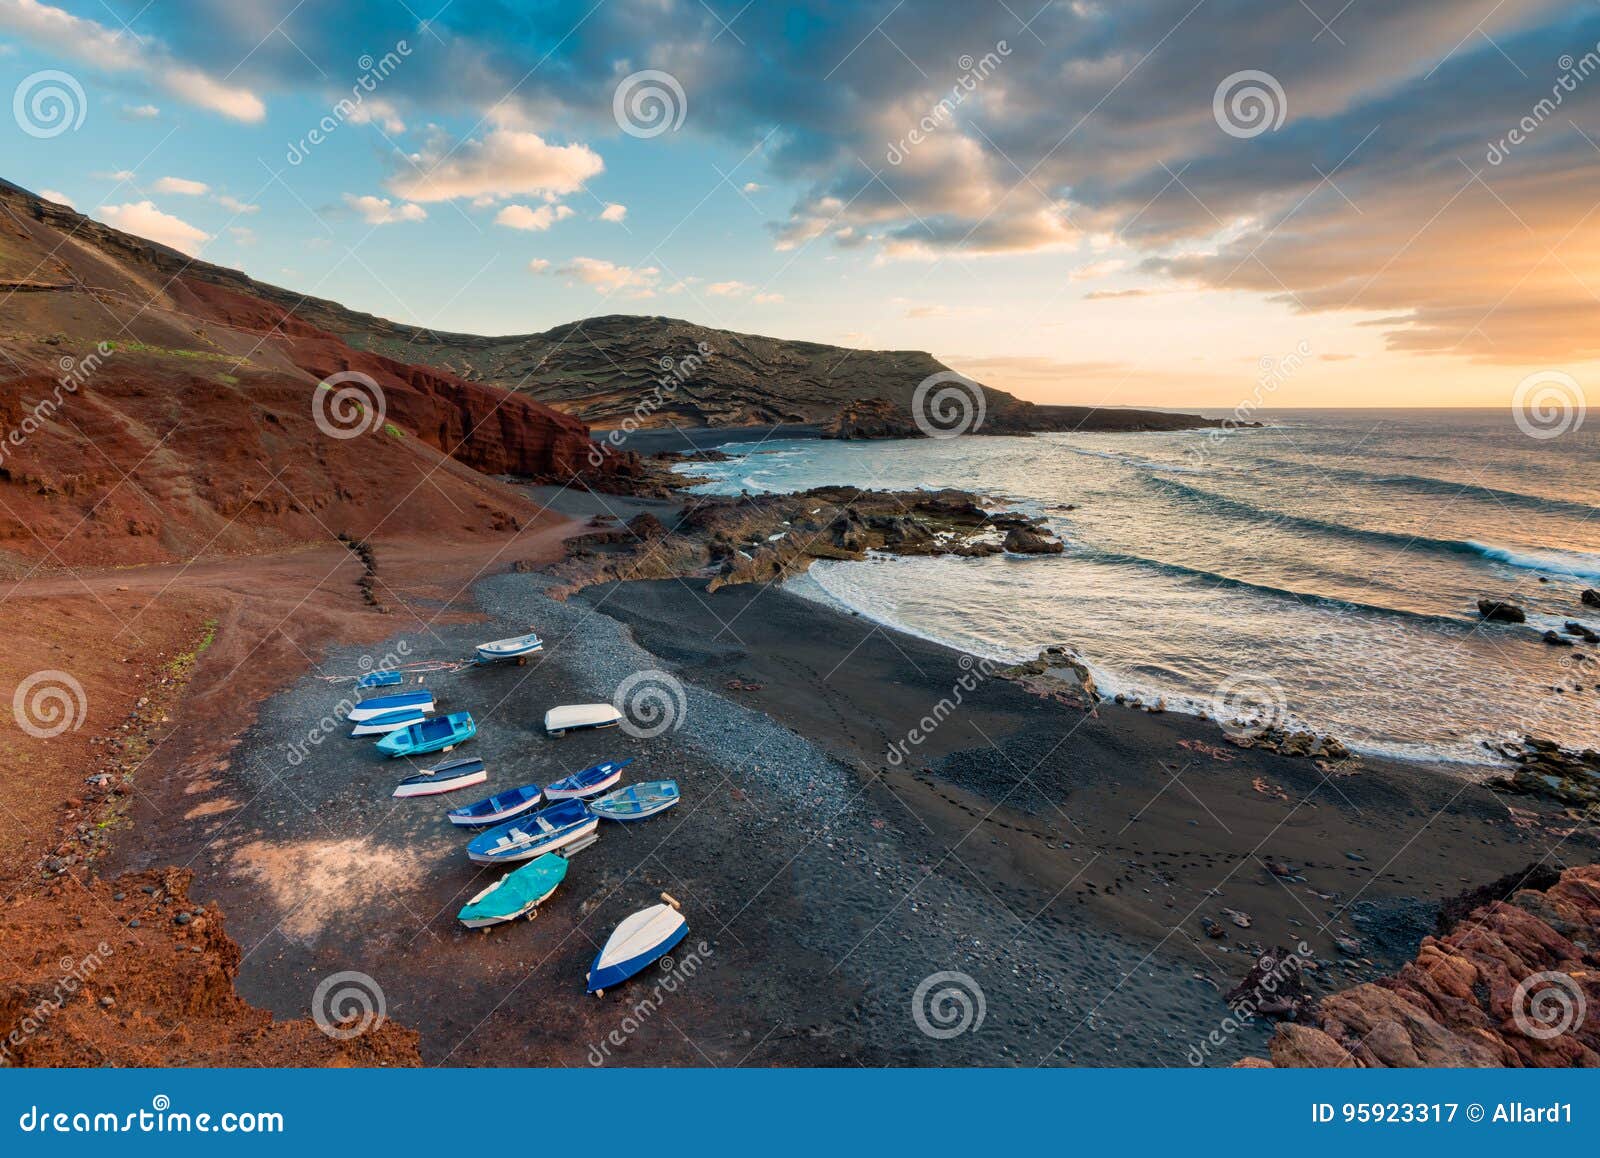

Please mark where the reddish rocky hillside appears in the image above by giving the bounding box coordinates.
[1248,864,1599,1067]
[0,180,629,570]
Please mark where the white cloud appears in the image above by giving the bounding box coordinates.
[347,99,405,134]
[0,0,265,121]
[527,258,550,273]
[38,188,73,208]
[707,280,752,297]
[121,103,159,119]
[93,169,136,182]
[214,194,259,214]
[1069,258,1125,280]
[494,203,574,231]
[742,182,764,193]
[389,128,603,202]
[599,202,627,223]
[343,194,427,225]
[153,176,209,196]
[547,256,659,296]
[753,292,784,304]
[97,201,208,255]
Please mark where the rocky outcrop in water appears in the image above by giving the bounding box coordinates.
[1477,598,1528,623]
[1485,736,1600,810]
[545,487,1065,599]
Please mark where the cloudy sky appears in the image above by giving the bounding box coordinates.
[4,0,1599,408]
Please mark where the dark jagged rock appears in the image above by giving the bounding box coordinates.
[1477,598,1527,623]
[1485,735,1600,808]
[1583,589,1600,608]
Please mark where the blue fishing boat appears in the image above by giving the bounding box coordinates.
[350,707,427,737]
[545,758,632,800]
[586,780,680,822]
[393,757,487,798]
[457,854,568,928]
[356,670,404,689]
[348,689,434,723]
[467,799,597,865]
[446,784,543,827]
[587,894,687,996]
[375,711,475,758]
[475,632,544,663]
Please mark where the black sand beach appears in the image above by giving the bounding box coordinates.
[115,554,1599,1066]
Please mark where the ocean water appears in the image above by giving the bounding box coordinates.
[677,409,1600,767]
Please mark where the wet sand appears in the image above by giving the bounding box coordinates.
[119,558,1599,1066]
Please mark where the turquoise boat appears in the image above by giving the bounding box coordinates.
[375,711,475,757]
[458,854,568,928]
[587,780,680,821]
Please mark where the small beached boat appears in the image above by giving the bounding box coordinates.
[446,784,543,827]
[457,854,568,928]
[587,893,687,996]
[348,689,435,723]
[587,780,680,822]
[545,758,632,800]
[467,799,598,865]
[393,757,487,798]
[475,632,544,663]
[349,707,427,737]
[356,670,404,689]
[375,711,475,758]
[543,703,623,735]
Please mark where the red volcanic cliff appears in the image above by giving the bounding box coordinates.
[177,280,604,479]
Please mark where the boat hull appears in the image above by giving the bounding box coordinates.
[349,691,434,723]
[447,786,543,827]
[588,781,680,821]
[375,712,476,757]
[458,856,567,927]
[587,914,688,994]
[393,767,487,797]
[475,634,544,663]
[350,708,425,736]
[545,770,622,800]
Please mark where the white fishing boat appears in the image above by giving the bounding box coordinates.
[475,632,544,663]
[586,893,687,996]
[543,703,623,736]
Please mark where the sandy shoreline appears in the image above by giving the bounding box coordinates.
[114,544,1599,1065]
